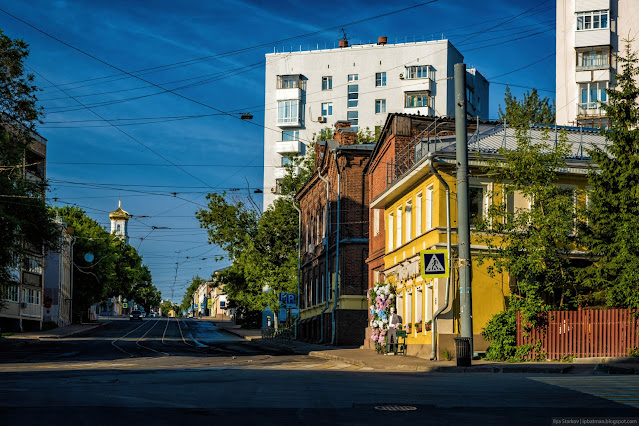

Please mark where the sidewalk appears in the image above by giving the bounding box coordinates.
[3,322,104,340]
[210,318,639,374]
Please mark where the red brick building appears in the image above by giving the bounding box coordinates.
[295,121,374,345]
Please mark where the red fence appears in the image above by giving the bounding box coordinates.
[516,309,639,359]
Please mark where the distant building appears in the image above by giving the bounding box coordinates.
[263,37,489,209]
[43,218,73,327]
[556,0,638,127]
[295,121,374,345]
[109,200,130,243]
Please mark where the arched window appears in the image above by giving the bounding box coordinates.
[117,224,121,232]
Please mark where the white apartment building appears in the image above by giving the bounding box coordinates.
[262,38,489,208]
[557,0,638,127]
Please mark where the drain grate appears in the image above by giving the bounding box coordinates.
[374,405,418,412]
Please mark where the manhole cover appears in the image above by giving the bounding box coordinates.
[374,405,417,412]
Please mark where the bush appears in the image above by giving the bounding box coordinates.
[482,306,519,361]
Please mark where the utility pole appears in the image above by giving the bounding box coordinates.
[455,63,473,353]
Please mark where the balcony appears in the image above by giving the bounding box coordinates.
[575,29,610,48]
[577,102,607,118]
[275,140,303,155]
[21,302,42,318]
[276,88,302,101]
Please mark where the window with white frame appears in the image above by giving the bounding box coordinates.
[348,74,358,82]
[375,72,386,87]
[278,75,300,89]
[375,99,386,114]
[579,81,608,110]
[321,102,333,117]
[415,192,423,235]
[396,206,403,248]
[577,47,610,70]
[373,209,380,237]
[1,285,18,302]
[469,186,486,227]
[405,65,431,79]
[347,111,358,129]
[25,256,43,275]
[22,288,40,305]
[405,200,412,241]
[281,156,292,167]
[388,212,394,251]
[348,84,358,108]
[426,186,433,230]
[405,91,430,108]
[282,130,299,141]
[322,76,332,91]
[277,100,300,124]
[576,10,609,31]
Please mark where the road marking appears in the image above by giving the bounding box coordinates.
[533,376,639,408]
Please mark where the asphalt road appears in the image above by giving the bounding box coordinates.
[1,318,638,425]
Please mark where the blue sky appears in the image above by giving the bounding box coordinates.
[0,0,556,303]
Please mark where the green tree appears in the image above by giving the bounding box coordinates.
[181,275,205,313]
[478,91,581,361]
[0,30,58,297]
[498,86,555,127]
[583,40,639,309]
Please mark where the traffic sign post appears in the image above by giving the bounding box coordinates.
[420,249,449,280]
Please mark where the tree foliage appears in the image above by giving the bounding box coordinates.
[181,275,206,312]
[0,30,58,293]
[54,206,160,321]
[583,39,639,309]
[498,86,555,127]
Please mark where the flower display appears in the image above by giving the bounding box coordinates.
[368,282,396,353]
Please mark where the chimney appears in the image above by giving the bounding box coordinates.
[334,121,357,146]
[339,40,349,48]
[377,36,388,45]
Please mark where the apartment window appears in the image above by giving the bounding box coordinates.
[577,47,610,70]
[388,212,394,251]
[281,156,292,167]
[415,193,423,235]
[405,65,431,79]
[577,10,609,30]
[278,74,300,89]
[25,256,43,275]
[348,84,359,108]
[321,102,333,117]
[1,285,18,302]
[277,100,300,124]
[322,76,332,90]
[469,186,486,226]
[347,111,358,130]
[373,209,380,237]
[375,72,386,87]
[23,288,40,305]
[282,130,299,141]
[406,200,412,241]
[396,206,403,248]
[348,74,358,82]
[375,99,386,114]
[405,91,430,108]
[426,186,433,230]
[579,81,608,109]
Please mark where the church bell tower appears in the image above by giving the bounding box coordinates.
[109,200,130,244]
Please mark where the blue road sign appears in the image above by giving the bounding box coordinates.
[420,249,449,279]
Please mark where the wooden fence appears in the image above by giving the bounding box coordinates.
[516,309,639,359]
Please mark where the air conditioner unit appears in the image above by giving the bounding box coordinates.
[399,73,404,80]
[270,187,278,194]
[318,116,326,123]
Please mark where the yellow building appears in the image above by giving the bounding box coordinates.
[368,115,605,358]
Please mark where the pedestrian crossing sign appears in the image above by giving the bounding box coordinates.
[420,249,449,279]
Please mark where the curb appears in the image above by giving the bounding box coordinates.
[308,350,438,372]
[42,322,106,339]
[574,356,639,364]
[594,364,638,375]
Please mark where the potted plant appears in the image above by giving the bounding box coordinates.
[406,322,412,333]
[415,318,423,333]
[425,320,432,331]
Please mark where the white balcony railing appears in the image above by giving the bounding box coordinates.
[577,102,607,117]
[22,302,42,318]
[275,140,302,155]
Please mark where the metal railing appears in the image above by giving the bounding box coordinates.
[261,327,293,345]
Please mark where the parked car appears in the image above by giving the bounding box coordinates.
[149,312,156,318]
[130,310,143,321]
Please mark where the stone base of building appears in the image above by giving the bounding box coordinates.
[298,309,367,346]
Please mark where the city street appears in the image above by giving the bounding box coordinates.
[1,318,638,425]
